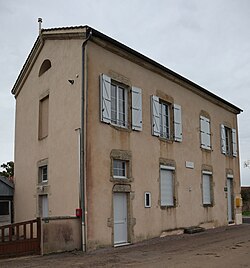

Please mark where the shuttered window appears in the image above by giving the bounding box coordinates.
[200,116,211,150]
[151,95,182,142]
[160,165,175,207]
[173,104,182,142]
[232,128,237,157]
[100,74,142,130]
[220,124,237,157]
[202,172,212,205]
[151,95,160,136]
[131,86,142,131]
[100,74,111,124]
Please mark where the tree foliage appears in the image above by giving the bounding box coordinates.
[0,161,14,179]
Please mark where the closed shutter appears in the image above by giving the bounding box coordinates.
[220,124,226,154]
[173,104,182,142]
[202,174,211,205]
[151,95,160,136]
[131,87,142,131]
[160,169,174,206]
[100,74,111,123]
[232,128,237,157]
[200,116,211,149]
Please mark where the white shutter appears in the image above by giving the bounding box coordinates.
[173,104,182,142]
[100,74,111,124]
[151,95,160,136]
[200,116,211,150]
[131,87,142,131]
[220,124,226,154]
[202,174,211,205]
[232,128,237,157]
[160,169,174,206]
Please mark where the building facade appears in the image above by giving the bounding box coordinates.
[12,26,242,250]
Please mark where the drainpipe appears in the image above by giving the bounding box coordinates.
[80,27,92,252]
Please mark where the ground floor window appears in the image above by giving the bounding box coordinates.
[202,172,213,206]
[39,195,49,218]
[160,165,175,207]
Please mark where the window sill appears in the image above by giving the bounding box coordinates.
[158,137,173,144]
[201,147,212,152]
[110,177,133,183]
[110,123,131,133]
[160,205,176,209]
[203,204,213,208]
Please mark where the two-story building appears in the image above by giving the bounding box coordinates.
[12,25,242,250]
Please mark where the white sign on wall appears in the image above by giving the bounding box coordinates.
[185,161,194,169]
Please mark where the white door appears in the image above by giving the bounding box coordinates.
[227,178,233,223]
[113,193,128,245]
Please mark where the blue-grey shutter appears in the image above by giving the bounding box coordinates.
[100,74,111,124]
[221,124,226,154]
[151,95,160,136]
[200,116,211,150]
[131,87,142,131]
[173,104,182,142]
[160,168,174,206]
[202,174,211,205]
[232,128,237,157]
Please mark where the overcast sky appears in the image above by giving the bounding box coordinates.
[1,0,250,185]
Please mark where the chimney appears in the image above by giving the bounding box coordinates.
[38,18,43,36]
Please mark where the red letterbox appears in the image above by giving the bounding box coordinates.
[76,208,82,217]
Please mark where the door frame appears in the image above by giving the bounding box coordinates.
[112,184,133,247]
[113,192,128,245]
[227,175,234,223]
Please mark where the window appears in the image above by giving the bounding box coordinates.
[144,192,151,208]
[200,115,211,150]
[39,165,48,183]
[39,59,51,76]
[0,201,10,216]
[39,195,48,218]
[111,83,127,127]
[113,160,127,178]
[221,125,237,157]
[159,101,170,139]
[100,74,142,131]
[202,172,213,206]
[39,95,49,139]
[160,165,175,207]
[151,96,182,142]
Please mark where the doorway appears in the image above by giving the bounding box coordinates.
[113,193,128,245]
[227,177,234,223]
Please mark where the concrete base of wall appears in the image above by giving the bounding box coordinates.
[42,216,81,255]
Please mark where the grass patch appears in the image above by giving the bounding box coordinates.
[242,211,250,216]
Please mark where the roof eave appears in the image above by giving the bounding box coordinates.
[90,28,242,114]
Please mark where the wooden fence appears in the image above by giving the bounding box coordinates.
[0,218,41,258]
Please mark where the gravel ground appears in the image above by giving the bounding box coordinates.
[0,223,250,267]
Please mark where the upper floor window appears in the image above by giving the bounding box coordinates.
[200,115,211,150]
[151,95,182,142]
[39,95,49,139]
[221,124,237,157]
[39,165,48,183]
[100,74,142,131]
[39,59,51,77]
[159,101,170,139]
[111,83,127,127]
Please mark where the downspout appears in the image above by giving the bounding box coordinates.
[80,27,92,252]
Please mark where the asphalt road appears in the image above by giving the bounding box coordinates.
[1,223,250,267]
